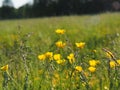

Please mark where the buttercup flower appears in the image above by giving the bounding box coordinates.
[89,60,99,67]
[67,53,75,64]
[54,54,61,60]
[52,72,60,87]
[75,66,82,72]
[56,59,66,64]
[1,65,8,71]
[88,66,96,73]
[45,52,53,60]
[110,61,116,68]
[55,29,65,34]
[75,42,85,49]
[55,41,66,48]
[117,60,120,65]
[38,54,46,61]
[93,50,97,53]
[106,50,114,59]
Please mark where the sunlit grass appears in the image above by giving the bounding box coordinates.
[0,12,120,90]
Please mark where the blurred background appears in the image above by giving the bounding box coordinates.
[0,0,120,19]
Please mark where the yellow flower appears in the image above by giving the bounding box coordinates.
[38,54,46,61]
[88,66,96,73]
[75,42,85,49]
[54,54,61,60]
[1,65,8,71]
[93,50,97,53]
[38,69,43,74]
[75,66,82,72]
[110,61,116,68]
[45,52,53,60]
[34,77,40,81]
[55,29,65,34]
[106,52,111,59]
[67,53,75,64]
[106,51,114,59]
[11,34,18,41]
[55,41,66,48]
[104,86,109,90]
[117,60,120,65]
[89,60,99,67]
[52,72,60,87]
[56,59,66,64]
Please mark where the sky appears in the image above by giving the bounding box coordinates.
[0,0,33,9]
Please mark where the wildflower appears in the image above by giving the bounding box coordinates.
[34,77,40,81]
[117,60,120,65]
[38,54,46,61]
[93,49,97,53]
[52,78,58,87]
[56,59,66,64]
[38,69,43,74]
[54,54,61,60]
[82,82,86,87]
[67,53,75,64]
[1,65,8,71]
[45,52,53,60]
[75,66,82,72]
[89,60,99,67]
[11,34,18,41]
[52,72,60,87]
[110,61,116,68]
[55,29,65,34]
[103,48,114,59]
[88,66,96,73]
[75,42,85,49]
[104,86,109,90]
[55,41,66,48]
[106,52,112,59]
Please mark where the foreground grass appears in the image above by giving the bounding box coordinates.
[0,12,120,90]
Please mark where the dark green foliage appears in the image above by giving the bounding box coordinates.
[0,0,120,19]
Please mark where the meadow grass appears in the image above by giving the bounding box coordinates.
[0,12,120,90]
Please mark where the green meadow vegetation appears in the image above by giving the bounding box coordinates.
[0,12,120,90]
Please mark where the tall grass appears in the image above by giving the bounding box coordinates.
[0,12,120,90]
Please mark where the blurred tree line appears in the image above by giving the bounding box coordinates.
[0,0,120,19]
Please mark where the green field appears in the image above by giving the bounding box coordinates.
[0,12,120,90]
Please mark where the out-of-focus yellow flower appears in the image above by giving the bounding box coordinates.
[75,66,82,72]
[54,54,61,60]
[93,50,97,53]
[11,34,18,41]
[106,51,114,59]
[55,29,65,34]
[117,60,120,65]
[110,61,116,68]
[67,53,75,64]
[82,82,86,87]
[56,59,66,64]
[1,65,8,71]
[52,78,58,87]
[38,69,43,74]
[52,72,60,87]
[45,52,53,60]
[106,52,111,59]
[104,86,109,90]
[38,54,46,61]
[88,66,96,73]
[34,77,40,81]
[88,77,99,87]
[89,60,100,67]
[75,42,85,49]
[55,41,66,48]
[54,72,60,79]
